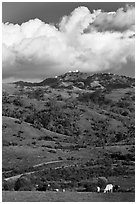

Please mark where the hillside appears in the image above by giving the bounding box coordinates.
[3,72,135,145]
[2,72,135,192]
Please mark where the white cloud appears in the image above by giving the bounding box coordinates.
[2,44,16,65]
[2,6,135,81]
[92,5,135,32]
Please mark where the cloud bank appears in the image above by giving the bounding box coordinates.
[2,6,135,81]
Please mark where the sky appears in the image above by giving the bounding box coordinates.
[2,2,135,82]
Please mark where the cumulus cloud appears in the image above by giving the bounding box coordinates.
[2,5,135,81]
[92,5,135,32]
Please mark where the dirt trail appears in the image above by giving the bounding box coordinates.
[4,160,78,182]
[33,160,62,168]
[4,160,63,181]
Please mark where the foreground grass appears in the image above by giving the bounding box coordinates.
[2,191,135,202]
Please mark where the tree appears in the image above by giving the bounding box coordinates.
[97,177,108,189]
[14,175,33,191]
[95,119,109,148]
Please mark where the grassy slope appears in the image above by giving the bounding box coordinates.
[2,116,117,171]
[2,74,135,194]
[3,115,134,170]
[2,85,134,172]
[3,116,74,171]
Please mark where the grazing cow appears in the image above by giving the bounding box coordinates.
[104,184,113,193]
[97,186,100,193]
[113,185,120,192]
[62,189,65,192]
[55,189,59,192]
[36,184,47,191]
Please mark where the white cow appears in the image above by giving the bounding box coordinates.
[62,189,65,192]
[97,186,100,193]
[55,189,59,192]
[104,184,113,193]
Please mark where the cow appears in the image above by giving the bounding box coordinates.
[36,184,47,191]
[113,185,120,192]
[62,189,65,192]
[97,186,101,193]
[55,189,59,192]
[104,184,113,193]
[36,183,50,191]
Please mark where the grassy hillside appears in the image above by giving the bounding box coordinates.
[2,72,135,193]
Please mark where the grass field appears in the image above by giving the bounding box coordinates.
[2,191,135,202]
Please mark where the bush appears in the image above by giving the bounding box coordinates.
[15,120,22,124]
[3,179,15,191]
[97,177,108,189]
[28,88,44,100]
[84,182,96,192]
[14,175,34,191]
[58,157,63,160]
[32,141,36,145]
[13,97,23,106]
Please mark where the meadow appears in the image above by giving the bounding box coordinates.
[2,191,135,202]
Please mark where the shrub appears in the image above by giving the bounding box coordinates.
[13,97,23,106]
[3,178,16,191]
[58,156,63,160]
[15,120,22,124]
[14,175,34,191]
[97,177,108,189]
[32,141,36,145]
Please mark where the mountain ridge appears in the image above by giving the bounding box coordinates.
[13,72,135,91]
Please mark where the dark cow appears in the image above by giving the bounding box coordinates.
[113,185,120,192]
[36,183,48,191]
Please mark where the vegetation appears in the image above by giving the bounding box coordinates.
[2,72,135,196]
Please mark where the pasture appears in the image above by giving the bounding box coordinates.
[2,191,135,202]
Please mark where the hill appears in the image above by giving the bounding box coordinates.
[2,71,135,192]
